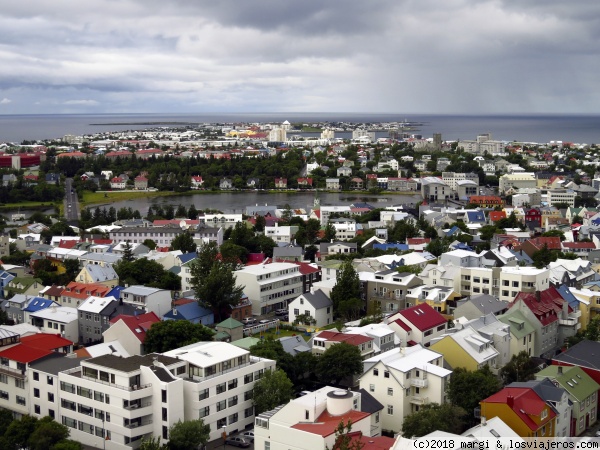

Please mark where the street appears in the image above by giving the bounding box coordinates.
[64,178,80,223]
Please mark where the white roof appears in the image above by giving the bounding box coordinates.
[235,262,298,276]
[78,296,118,313]
[500,266,549,276]
[462,416,521,439]
[30,306,78,323]
[364,345,451,377]
[163,341,249,367]
[437,326,499,365]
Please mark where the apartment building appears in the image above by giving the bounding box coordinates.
[329,218,357,240]
[441,172,479,191]
[421,177,451,202]
[499,173,536,193]
[264,224,299,244]
[364,270,423,314]
[547,189,577,208]
[234,262,303,315]
[57,342,275,448]
[359,345,452,433]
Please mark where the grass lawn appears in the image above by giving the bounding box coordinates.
[250,328,311,341]
[81,190,183,207]
[0,201,59,211]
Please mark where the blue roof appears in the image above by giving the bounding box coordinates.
[178,252,197,265]
[23,297,57,312]
[556,285,580,310]
[0,271,15,282]
[509,249,534,265]
[467,211,486,222]
[107,285,124,299]
[373,243,409,251]
[451,242,473,251]
[446,225,461,236]
[163,302,213,321]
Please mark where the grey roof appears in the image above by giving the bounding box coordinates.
[509,378,566,405]
[81,253,122,264]
[85,264,118,282]
[273,247,303,258]
[278,335,310,355]
[122,285,163,296]
[553,340,600,370]
[86,353,180,373]
[301,289,332,310]
[30,352,88,375]
[358,388,384,413]
[456,294,509,316]
[150,365,177,383]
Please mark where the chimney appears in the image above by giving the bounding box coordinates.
[536,291,541,302]
[557,366,563,375]
[480,416,487,426]
[507,395,514,408]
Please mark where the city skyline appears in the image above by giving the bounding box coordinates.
[1,1,599,115]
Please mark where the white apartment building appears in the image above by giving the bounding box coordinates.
[319,206,351,225]
[120,286,172,318]
[264,224,299,244]
[58,342,275,449]
[329,218,357,240]
[499,173,536,193]
[547,189,577,207]
[359,346,451,433]
[234,263,303,315]
[199,214,243,229]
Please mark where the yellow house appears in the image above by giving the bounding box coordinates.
[413,288,461,315]
[430,326,499,371]
[480,387,557,438]
[568,288,599,331]
[75,264,119,288]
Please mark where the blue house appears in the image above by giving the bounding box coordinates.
[23,297,58,314]
[466,211,486,224]
[163,302,214,326]
[0,271,15,299]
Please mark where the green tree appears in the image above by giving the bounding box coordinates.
[499,351,539,385]
[324,222,337,242]
[401,403,467,438]
[316,342,363,386]
[51,441,84,450]
[139,436,165,450]
[190,258,244,321]
[170,232,197,253]
[4,414,38,450]
[167,419,210,450]
[330,261,361,319]
[122,240,135,262]
[446,367,501,417]
[143,239,157,250]
[144,320,215,353]
[326,420,365,450]
[28,416,70,450]
[253,369,294,414]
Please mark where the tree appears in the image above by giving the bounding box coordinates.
[324,222,337,242]
[4,414,38,450]
[316,342,363,386]
[330,260,361,319]
[446,367,501,417]
[500,351,539,385]
[51,441,84,450]
[167,419,210,450]
[122,240,135,262]
[326,420,365,450]
[401,403,467,438]
[139,437,165,450]
[170,232,197,253]
[253,369,294,414]
[144,320,215,353]
[143,239,157,250]
[28,416,70,450]
[190,258,244,321]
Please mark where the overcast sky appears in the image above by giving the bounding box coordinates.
[1,1,599,115]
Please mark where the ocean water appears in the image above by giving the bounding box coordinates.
[0,113,599,145]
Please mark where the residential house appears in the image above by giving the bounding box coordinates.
[264,224,299,244]
[552,340,600,385]
[102,312,161,356]
[77,295,119,345]
[4,277,42,299]
[326,178,341,190]
[219,178,233,189]
[75,264,118,288]
[430,325,499,371]
[386,303,448,348]
[109,177,126,190]
[453,294,509,321]
[309,330,374,361]
[536,364,599,436]
[480,386,557,438]
[30,306,79,343]
[358,345,452,433]
[288,289,333,328]
[163,302,214,326]
[498,309,536,358]
[120,286,172,318]
[364,270,422,315]
[60,282,112,308]
[274,178,287,189]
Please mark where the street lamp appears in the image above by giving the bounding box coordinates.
[222,425,227,449]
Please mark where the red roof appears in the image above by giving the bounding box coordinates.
[109,312,160,342]
[0,333,74,364]
[489,211,507,222]
[526,237,562,251]
[482,387,555,431]
[21,333,73,350]
[291,409,369,437]
[315,330,373,346]
[562,242,596,249]
[342,433,395,450]
[407,238,431,245]
[394,319,412,332]
[397,303,447,332]
[61,282,111,300]
[0,345,52,363]
[58,239,79,249]
[511,286,571,326]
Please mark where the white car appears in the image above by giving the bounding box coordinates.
[238,430,254,442]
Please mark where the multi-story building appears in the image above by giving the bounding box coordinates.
[430,325,499,371]
[442,172,479,191]
[30,306,79,343]
[364,270,423,315]
[234,263,303,315]
[109,226,184,247]
[421,177,451,202]
[120,286,172,318]
[199,214,242,229]
[264,224,299,244]
[386,303,447,348]
[77,296,119,345]
[329,218,357,240]
[499,173,537,193]
[547,189,577,208]
[359,345,452,433]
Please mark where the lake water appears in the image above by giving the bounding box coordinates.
[91,191,422,215]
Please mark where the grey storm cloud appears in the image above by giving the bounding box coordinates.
[0,0,599,114]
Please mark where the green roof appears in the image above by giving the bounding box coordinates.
[213,331,231,341]
[217,318,243,329]
[497,309,535,339]
[231,337,261,350]
[318,259,344,269]
[536,365,600,401]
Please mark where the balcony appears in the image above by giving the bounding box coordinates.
[558,318,579,327]
[410,378,428,388]
[0,365,26,380]
[410,395,429,405]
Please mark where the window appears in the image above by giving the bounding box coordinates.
[244,390,253,401]
[34,405,40,414]
[369,384,375,392]
[33,372,39,381]
[388,388,393,396]
[228,379,238,390]
[384,371,389,378]
[229,413,238,424]
[16,396,25,406]
[216,382,226,394]
[199,389,209,400]
[387,405,393,415]
[162,389,167,403]
[34,388,40,398]
[0,374,6,384]
[373,369,379,376]
[217,400,226,412]
[228,395,238,407]
[94,391,104,402]
[47,376,53,385]
[244,373,253,384]
[48,393,54,402]
[199,406,210,418]
[217,418,227,428]
[15,379,24,389]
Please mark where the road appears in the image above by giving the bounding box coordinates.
[64,178,80,223]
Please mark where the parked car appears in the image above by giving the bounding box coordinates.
[242,317,257,326]
[224,436,250,448]
[259,319,272,324]
[238,430,254,442]
[275,308,288,316]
